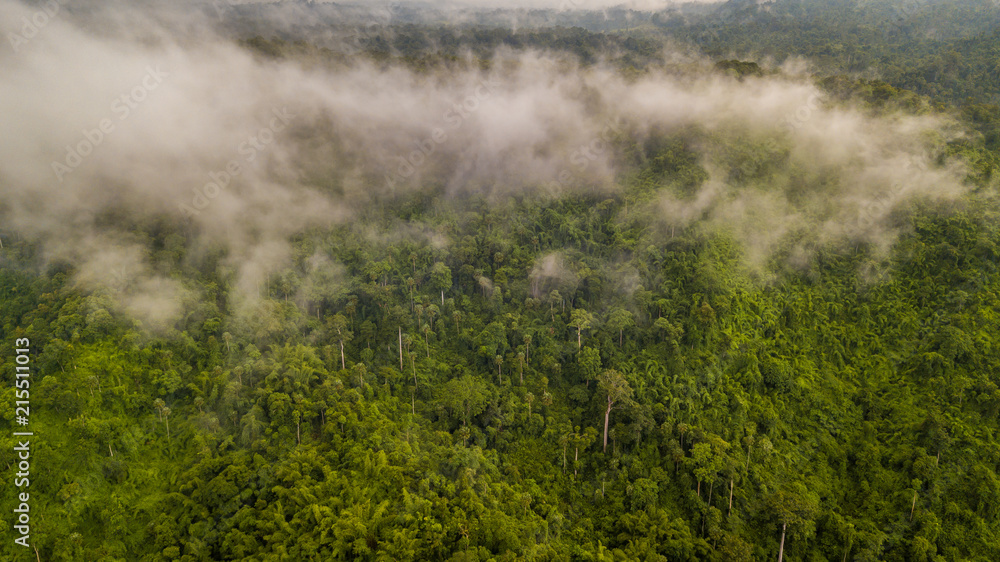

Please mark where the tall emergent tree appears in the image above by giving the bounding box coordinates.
[598,369,633,452]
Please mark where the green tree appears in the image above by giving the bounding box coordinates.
[606,307,635,347]
[598,369,633,452]
[569,308,595,349]
[442,375,490,427]
[766,484,819,562]
[430,262,452,305]
[578,346,602,387]
[326,313,353,370]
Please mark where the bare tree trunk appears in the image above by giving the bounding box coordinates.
[728,479,734,515]
[399,327,403,370]
[603,398,612,452]
[339,339,345,370]
[910,489,918,521]
[778,522,787,562]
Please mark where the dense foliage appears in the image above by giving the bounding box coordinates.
[4,1,1000,561]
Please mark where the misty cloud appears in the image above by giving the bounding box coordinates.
[0,0,970,328]
[529,252,579,299]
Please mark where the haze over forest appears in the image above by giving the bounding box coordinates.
[2,0,1000,560]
